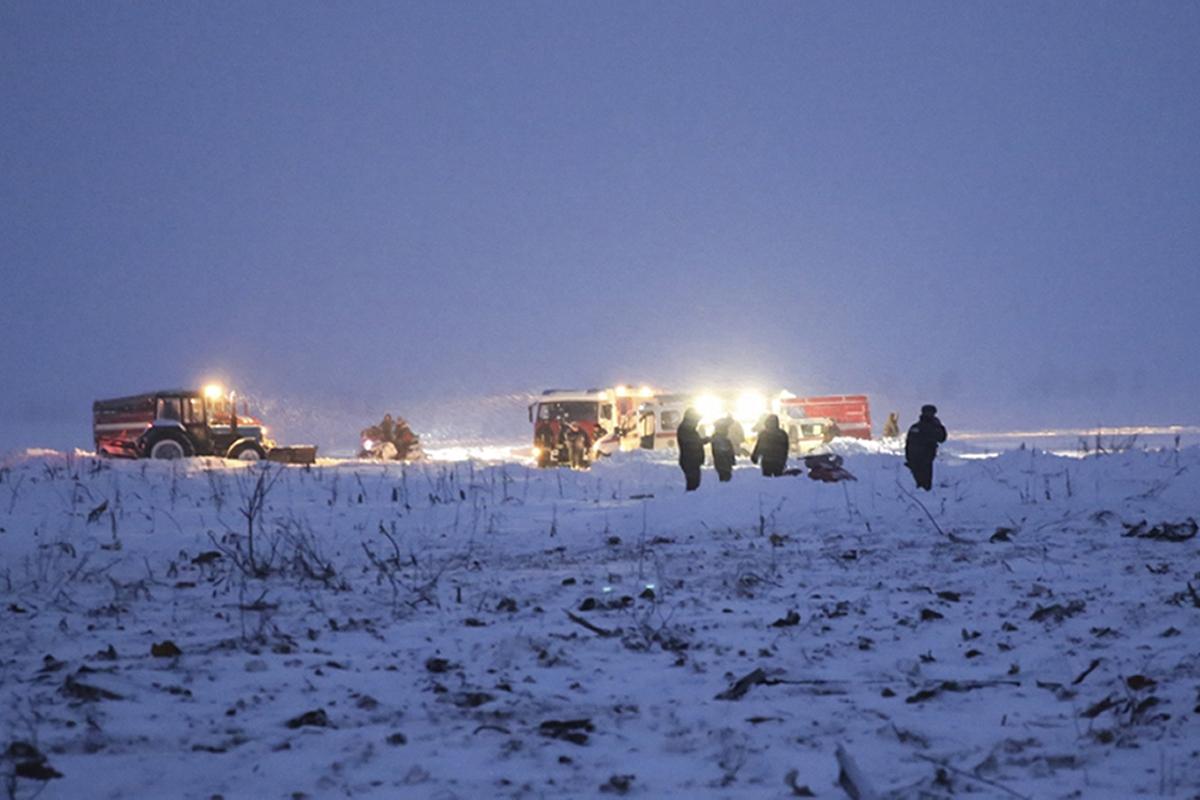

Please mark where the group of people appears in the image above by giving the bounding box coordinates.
[360,413,421,461]
[534,417,609,470]
[676,410,792,491]
[675,404,948,492]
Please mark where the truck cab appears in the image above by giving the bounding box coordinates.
[529,390,608,467]
[94,386,273,461]
[529,388,645,467]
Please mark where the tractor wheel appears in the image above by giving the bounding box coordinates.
[229,442,266,461]
[149,436,189,460]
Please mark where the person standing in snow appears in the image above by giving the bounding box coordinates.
[904,404,947,491]
[721,413,747,455]
[710,417,736,482]
[750,414,789,477]
[882,411,901,439]
[564,420,592,470]
[676,408,709,491]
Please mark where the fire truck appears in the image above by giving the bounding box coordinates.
[626,391,839,456]
[777,395,873,441]
[528,387,649,467]
[530,387,873,464]
[93,385,315,463]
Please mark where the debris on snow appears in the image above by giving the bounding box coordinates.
[1,447,1198,797]
[1121,518,1197,542]
[539,718,594,746]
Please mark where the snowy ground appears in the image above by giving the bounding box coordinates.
[1,446,1198,799]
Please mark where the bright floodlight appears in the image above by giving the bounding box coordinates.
[615,385,629,397]
[203,383,224,399]
[638,385,654,398]
[694,393,724,424]
[735,390,767,422]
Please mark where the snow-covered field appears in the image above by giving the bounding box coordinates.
[1,446,1198,799]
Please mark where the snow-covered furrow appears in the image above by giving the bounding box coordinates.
[1,448,1197,798]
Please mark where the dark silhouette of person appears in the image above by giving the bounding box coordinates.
[721,413,747,456]
[379,414,395,447]
[751,414,789,477]
[676,407,709,491]
[710,417,736,482]
[905,404,947,490]
[564,420,592,470]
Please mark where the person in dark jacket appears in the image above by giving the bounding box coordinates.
[564,421,592,470]
[904,404,947,490]
[720,413,747,455]
[750,414,789,477]
[710,418,736,482]
[676,407,709,491]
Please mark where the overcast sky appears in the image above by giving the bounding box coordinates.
[2,2,1198,452]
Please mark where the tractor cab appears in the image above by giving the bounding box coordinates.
[94,385,273,461]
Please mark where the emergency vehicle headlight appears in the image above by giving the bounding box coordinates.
[735,390,767,421]
[695,393,724,423]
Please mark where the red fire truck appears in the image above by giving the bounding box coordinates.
[776,395,873,440]
[528,387,647,467]
[93,386,314,462]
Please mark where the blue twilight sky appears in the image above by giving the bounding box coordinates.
[2,2,1198,451]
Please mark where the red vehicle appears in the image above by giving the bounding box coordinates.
[777,395,873,440]
[528,388,645,467]
[93,386,278,461]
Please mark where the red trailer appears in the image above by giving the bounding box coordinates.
[777,395,873,440]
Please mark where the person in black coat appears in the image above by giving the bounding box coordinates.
[750,414,789,477]
[564,421,592,470]
[710,417,736,482]
[720,413,747,455]
[676,407,709,491]
[904,404,947,490]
